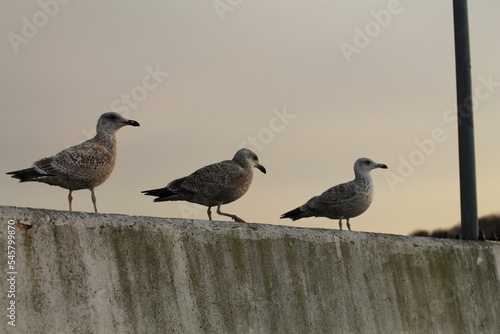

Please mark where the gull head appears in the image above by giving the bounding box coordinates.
[354,157,388,174]
[96,112,140,133]
[233,148,266,174]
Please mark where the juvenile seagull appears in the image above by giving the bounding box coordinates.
[7,112,140,213]
[142,148,266,223]
[280,158,387,231]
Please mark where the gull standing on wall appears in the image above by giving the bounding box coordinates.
[142,148,266,223]
[7,112,140,213]
[281,158,387,231]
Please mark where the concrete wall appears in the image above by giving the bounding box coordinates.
[1,205,499,334]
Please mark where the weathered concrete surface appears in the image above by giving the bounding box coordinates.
[0,205,499,334]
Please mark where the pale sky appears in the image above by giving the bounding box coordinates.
[1,0,499,236]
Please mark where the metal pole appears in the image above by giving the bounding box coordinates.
[452,0,478,240]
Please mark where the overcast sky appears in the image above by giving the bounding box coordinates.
[1,0,499,235]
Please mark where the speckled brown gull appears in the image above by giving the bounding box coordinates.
[280,158,387,231]
[7,112,140,213]
[142,148,266,223]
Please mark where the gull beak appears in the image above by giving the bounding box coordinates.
[378,163,388,169]
[256,164,267,174]
[125,119,140,127]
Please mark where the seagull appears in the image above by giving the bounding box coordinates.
[7,112,140,213]
[280,158,387,231]
[142,148,266,223]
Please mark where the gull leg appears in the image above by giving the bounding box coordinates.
[68,190,73,212]
[216,204,247,223]
[346,218,351,231]
[338,219,343,231]
[207,206,212,220]
[90,189,98,213]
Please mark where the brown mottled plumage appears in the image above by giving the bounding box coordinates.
[142,148,266,222]
[281,158,387,231]
[7,112,140,212]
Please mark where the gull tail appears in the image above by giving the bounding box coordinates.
[7,168,47,182]
[141,187,175,202]
[280,207,308,221]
